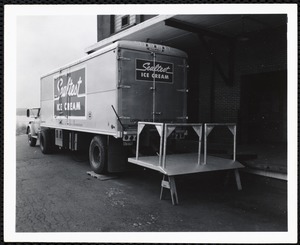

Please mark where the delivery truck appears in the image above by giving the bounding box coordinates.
[27,40,189,174]
[27,40,244,204]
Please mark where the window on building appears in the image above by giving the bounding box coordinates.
[114,15,136,33]
[121,15,130,28]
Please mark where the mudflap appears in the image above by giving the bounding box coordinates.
[107,136,128,173]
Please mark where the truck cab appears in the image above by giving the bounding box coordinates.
[26,108,41,146]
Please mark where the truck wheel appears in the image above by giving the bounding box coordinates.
[40,129,53,154]
[89,136,107,174]
[27,127,37,147]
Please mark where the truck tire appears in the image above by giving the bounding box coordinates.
[27,127,37,147]
[89,135,107,174]
[40,129,54,154]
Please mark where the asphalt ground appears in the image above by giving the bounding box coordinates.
[15,134,287,235]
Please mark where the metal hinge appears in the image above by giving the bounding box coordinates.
[152,112,162,115]
[178,64,189,68]
[117,85,131,89]
[118,56,131,61]
[177,89,189,93]
[177,116,188,120]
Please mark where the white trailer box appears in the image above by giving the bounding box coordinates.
[40,40,188,137]
[27,40,243,204]
[39,41,188,173]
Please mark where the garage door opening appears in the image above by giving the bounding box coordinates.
[238,70,287,174]
[240,70,287,144]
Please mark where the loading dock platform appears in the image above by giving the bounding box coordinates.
[128,122,244,205]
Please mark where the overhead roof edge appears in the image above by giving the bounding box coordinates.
[85,15,175,54]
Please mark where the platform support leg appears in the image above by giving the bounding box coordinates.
[234,169,242,191]
[160,175,179,205]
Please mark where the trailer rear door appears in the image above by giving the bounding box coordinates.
[154,53,187,122]
[118,49,154,125]
[118,47,187,126]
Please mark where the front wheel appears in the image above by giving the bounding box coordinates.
[40,129,54,154]
[89,135,107,174]
[27,127,37,147]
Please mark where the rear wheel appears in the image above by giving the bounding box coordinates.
[27,127,37,147]
[89,135,107,174]
[40,129,54,154]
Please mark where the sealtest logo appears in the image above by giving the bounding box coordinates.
[136,59,173,83]
[54,67,86,118]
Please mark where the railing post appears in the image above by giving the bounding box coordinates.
[156,124,164,167]
[162,124,167,168]
[203,125,206,165]
[136,122,145,160]
[233,125,236,162]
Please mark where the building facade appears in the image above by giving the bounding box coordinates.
[97,15,156,41]
[94,14,287,148]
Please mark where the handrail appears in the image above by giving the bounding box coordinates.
[136,122,164,166]
[136,122,203,169]
[204,123,237,165]
[162,123,202,168]
[136,122,236,168]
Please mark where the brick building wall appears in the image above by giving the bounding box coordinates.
[190,25,287,144]
[236,26,287,75]
[236,26,287,143]
[96,15,287,144]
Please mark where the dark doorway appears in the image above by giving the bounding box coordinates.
[239,70,287,144]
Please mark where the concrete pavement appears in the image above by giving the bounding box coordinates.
[16,134,287,233]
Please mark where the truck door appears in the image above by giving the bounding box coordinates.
[118,46,187,125]
[153,53,187,122]
[118,48,154,124]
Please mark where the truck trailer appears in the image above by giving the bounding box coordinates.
[27,40,244,204]
[27,40,188,174]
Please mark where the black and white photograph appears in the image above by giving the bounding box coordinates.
[4,4,298,243]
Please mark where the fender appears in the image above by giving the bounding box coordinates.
[27,122,38,139]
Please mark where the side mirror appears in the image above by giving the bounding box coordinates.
[26,109,30,117]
